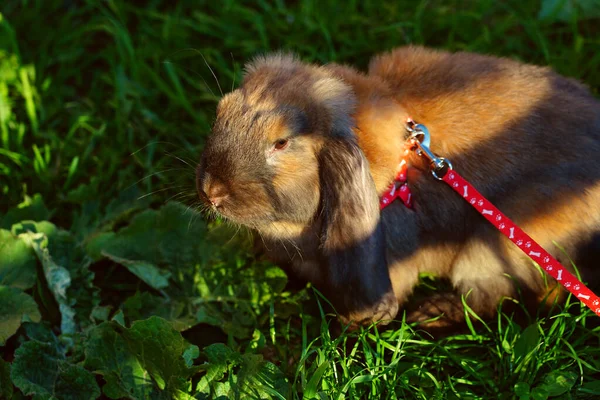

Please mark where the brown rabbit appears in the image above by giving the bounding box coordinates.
[196,46,600,331]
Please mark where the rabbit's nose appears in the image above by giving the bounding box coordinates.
[196,164,229,209]
[205,181,229,209]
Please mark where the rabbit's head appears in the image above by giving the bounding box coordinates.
[197,53,380,242]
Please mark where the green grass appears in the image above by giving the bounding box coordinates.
[1,0,600,399]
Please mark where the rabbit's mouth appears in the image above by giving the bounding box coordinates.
[195,170,277,227]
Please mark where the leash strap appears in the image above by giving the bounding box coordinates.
[442,170,600,316]
[399,119,600,316]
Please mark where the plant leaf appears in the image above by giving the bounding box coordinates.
[531,386,549,400]
[125,317,198,391]
[103,252,171,290]
[0,358,13,400]
[85,317,199,398]
[11,340,100,400]
[513,323,540,361]
[84,322,154,399]
[12,220,100,331]
[85,203,287,338]
[538,370,577,396]
[0,229,37,289]
[0,193,50,230]
[122,291,195,331]
[196,343,289,399]
[196,344,238,395]
[85,203,211,269]
[18,230,76,334]
[515,381,531,397]
[182,345,200,368]
[0,285,41,345]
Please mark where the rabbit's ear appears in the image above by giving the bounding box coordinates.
[318,137,398,326]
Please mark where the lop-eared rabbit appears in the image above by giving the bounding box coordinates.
[196,46,600,331]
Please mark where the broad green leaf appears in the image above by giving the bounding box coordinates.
[122,291,195,331]
[253,361,290,400]
[0,358,12,400]
[111,309,126,326]
[0,286,41,345]
[84,322,154,399]
[514,323,540,361]
[18,231,76,334]
[22,321,59,345]
[84,202,251,281]
[204,343,238,364]
[237,356,289,400]
[531,386,549,400]
[85,203,211,269]
[90,305,112,322]
[212,381,233,399]
[197,343,240,391]
[11,340,100,400]
[196,343,289,399]
[85,317,199,398]
[126,317,199,391]
[515,382,531,397]
[12,220,99,331]
[182,345,200,368]
[85,232,117,261]
[85,203,286,338]
[173,389,198,400]
[11,220,57,237]
[0,193,50,229]
[538,370,577,396]
[103,252,171,290]
[0,229,37,289]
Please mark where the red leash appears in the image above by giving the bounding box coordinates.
[443,170,600,316]
[381,120,600,317]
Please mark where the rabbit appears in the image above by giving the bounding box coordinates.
[196,46,600,331]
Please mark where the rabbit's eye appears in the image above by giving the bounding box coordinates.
[273,138,289,150]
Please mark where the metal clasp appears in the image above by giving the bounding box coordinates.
[406,122,453,180]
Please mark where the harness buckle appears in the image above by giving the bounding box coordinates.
[406,120,453,180]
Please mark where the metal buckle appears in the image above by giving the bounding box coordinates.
[406,122,453,180]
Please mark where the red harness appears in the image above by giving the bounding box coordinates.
[381,119,600,317]
[380,148,413,210]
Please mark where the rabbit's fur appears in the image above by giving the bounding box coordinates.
[197,46,600,330]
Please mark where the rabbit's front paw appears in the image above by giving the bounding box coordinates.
[338,291,399,330]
